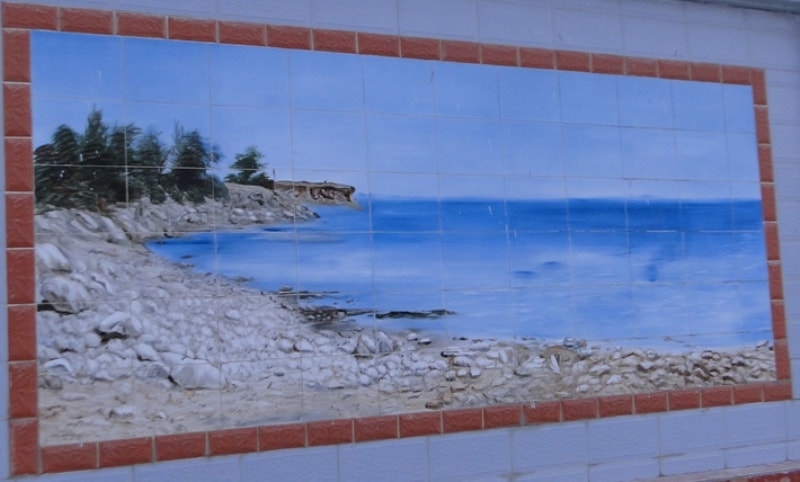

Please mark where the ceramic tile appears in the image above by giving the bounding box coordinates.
[436,117,503,175]
[559,70,619,126]
[562,125,623,179]
[434,61,500,118]
[497,67,560,122]
[671,80,725,131]
[366,114,438,173]
[210,44,289,107]
[621,128,678,180]
[363,55,436,115]
[289,49,364,112]
[675,130,729,181]
[291,110,368,172]
[31,31,123,101]
[122,37,210,104]
[617,76,674,129]
[501,121,563,177]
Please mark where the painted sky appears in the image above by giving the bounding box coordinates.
[31,31,760,199]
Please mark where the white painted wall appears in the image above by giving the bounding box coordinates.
[1,0,798,480]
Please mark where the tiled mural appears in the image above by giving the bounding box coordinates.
[32,31,775,445]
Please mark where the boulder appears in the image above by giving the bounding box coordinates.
[40,276,91,313]
[169,359,226,390]
[36,243,72,272]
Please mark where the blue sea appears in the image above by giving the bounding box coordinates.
[147,197,772,349]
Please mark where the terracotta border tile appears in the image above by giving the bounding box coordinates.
[357,32,399,57]
[219,21,265,46]
[774,339,791,380]
[771,300,787,341]
[751,69,767,105]
[2,3,57,29]
[443,408,483,433]
[758,144,774,182]
[562,398,598,421]
[116,12,165,38]
[4,83,32,137]
[700,386,733,408]
[762,183,777,222]
[768,260,784,300]
[763,382,792,401]
[313,28,356,53]
[154,432,206,461]
[3,29,30,82]
[755,106,771,144]
[399,412,441,438]
[168,16,216,42]
[591,53,624,74]
[5,137,34,192]
[9,360,37,418]
[481,44,517,66]
[99,437,153,468]
[519,47,554,69]
[523,401,561,424]
[722,64,751,84]
[555,50,590,72]
[733,384,764,404]
[765,222,780,261]
[10,419,38,476]
[483,404,522,429]
[208,427,258,456]
[267,25,311,50]
[7,248,35,304]
[598,395,633,417]
[690,62,721,82]
[258,423,306,451]
[658,59,690,80]
[6,192,34,248]
[307,419,353,446]
[634,392,668,414]
[8,304,36,361]
[400,36,440,60]
[625,56,658,77]
[42,442,97,473]
[60,7,113,34]
[354,415,398,442]
[668,389,700,411]
[441,39,479,63]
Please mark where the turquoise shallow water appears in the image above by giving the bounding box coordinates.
[148,197,771,349]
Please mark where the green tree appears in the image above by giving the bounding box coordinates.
[130,129,169,203]
[169,126,227,203]
[225,146,273,189]
[34,124,88,208]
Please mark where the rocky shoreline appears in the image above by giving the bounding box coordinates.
[35,184,776,445]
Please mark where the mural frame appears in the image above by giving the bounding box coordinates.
[1,2,791,475]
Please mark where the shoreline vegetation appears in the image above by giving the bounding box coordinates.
[33,111,776,445]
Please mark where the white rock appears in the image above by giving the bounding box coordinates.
[43,358,73,375]
[606,374,622,385]
[294,339,314,353]
[135,343,159,361]
[109,405,136,420]
[99,312,130,333]
[406,333,418,341]
[225,309,241,321]
[40,277,91,313]
[453,356,472,367]
[36,243,72,272]
[469,367,482,378]
[170,360,226,389]
[589,364,611,376]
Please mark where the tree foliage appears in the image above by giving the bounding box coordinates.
[225,146,274,189]
[34,109,236,211]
